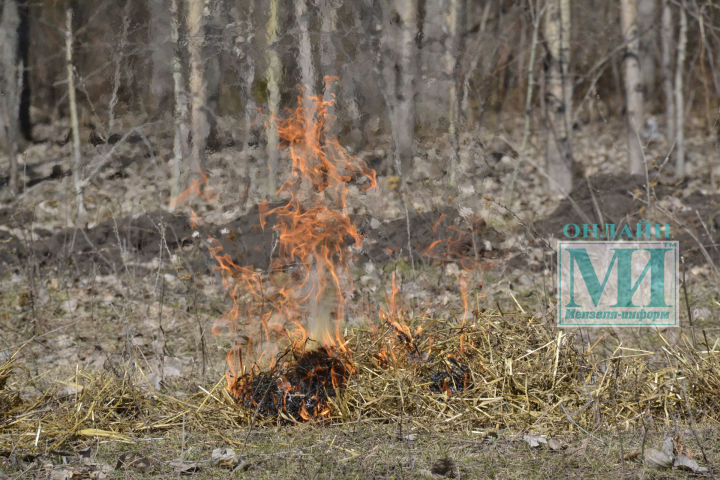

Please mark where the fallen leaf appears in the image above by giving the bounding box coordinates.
[170,459,201,475]
[211,447,238,468]
[644,448,673,469]
[661,435,674,458]
[523,434,547,448]
[547,438,563,451]
[673,454,708,473]
[622,450,640,460]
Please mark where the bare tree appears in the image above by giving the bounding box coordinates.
[265,0,281,195]
[380,0,418,177]
[520,0,544,153]
[320,0,339,131]
[148,0,173,112]
[637,0,658,100]
[377,0,419,270]
[543,0,573,192]
[169,0,189,209]
[621,0,645,175]
[187,0,210,180]
[295,0,316,145]
[445,0,466,187]
[674,0,687,178]
[66,8,86,220]
[0,0,21,197]
[237,0,256,156]
[661,0,675,141]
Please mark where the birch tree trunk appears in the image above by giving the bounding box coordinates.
[295,0,319,206]
[169,0,190,209]
[295,0,316,141]
[380,0,418,177]
[320,0,338,136]
[1,0,21,197]
[620,0,645,175]
[378,0,419,270]
[674,0,687,178]
[187,0,209,179]
[661,0,675,141]
[543,0,573,193]
[66,8,86,220]
[265,0,281,195]
[240,0,256,155]
[445,0,465,187]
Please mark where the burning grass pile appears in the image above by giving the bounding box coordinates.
[2,311,719,453]
[230,348,353,422]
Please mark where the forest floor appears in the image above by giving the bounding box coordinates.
[0,114,719,478]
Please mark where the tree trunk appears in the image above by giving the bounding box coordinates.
[265,0,281,195]
[66,8,86,221]
[380,0,418,177]
[637,0,658,101]
[661,0,675,141]
[620,0,645,175]
[294,0,319,206]
[320,0,338,136]
[674,0,687,178]
[341,1,368,150]
[169,0,189,209]
[543,0,573,193]
[295,0,316,142]
[17,0,29,142]
[1,0,21,197]
[240,0,256,155]
[187,0,209,179]
[445,0,465,187]
[148,0,174,113]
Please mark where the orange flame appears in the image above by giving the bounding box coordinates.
[212,83,374,416]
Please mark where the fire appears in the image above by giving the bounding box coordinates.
[174,80,485,419]
[213,81,375,420]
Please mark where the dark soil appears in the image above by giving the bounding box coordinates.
[0,204,502,277]
[534,173,720,267]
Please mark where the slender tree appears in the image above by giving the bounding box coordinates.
[240,0,256,156]
[0,0,21,197]
[620,0,645,175]
[295,0,316,141]
[380,0,418,177]
[169,0,190,209]
[187,0,210,179]
[637,0,657,100]
[320,0,339,136]
[445,0,466,187]
[66,8,86,220]
[674,0,687,178]
[148,0,173,112]
[265,0,281,195]
[543,0,573,192]
[661,0,675,141]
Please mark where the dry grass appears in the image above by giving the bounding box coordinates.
[1,310,719,455]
